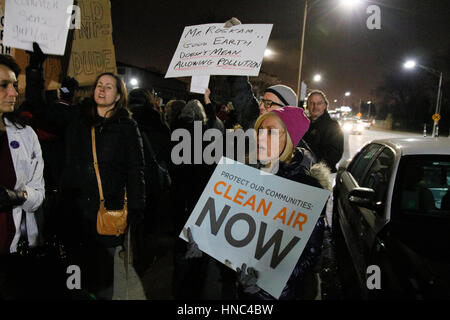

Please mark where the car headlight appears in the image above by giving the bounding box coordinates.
[343,123,353,131]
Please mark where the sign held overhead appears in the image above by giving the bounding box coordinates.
[166,23,272,78]
[3,0,74,55]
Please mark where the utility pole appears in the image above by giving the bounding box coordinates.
[297,0,308,98]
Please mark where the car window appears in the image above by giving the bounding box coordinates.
[348,143,383,184]
[361,147,395,206]
[394,155,450,217]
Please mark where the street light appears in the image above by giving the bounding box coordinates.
[340,0,362,9]
[313,74,322,82]
[296,0,363,97]
[403,60,416,69]
[130,78,139,87]
[264,48,274,58]
[345,91,351,96]
[403,60,444,137]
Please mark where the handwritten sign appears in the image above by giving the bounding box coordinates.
[3,0,73,55]
[0,2,14,55]
[67,0,117,87]
[165,23,272,78]
[190,75,210,94]
[180,157,330,299]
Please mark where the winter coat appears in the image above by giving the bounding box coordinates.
[303,111,343,173]
[242,147,331,300]
[25,69,145,248]
[131,105,171,165]
[4,119,45,252]
[228,76,260,130]
[204,102,225,134]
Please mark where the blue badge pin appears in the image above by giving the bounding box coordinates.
[10,140,20,149]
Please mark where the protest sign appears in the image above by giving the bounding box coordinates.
[0,3,14,55]
[165,23,272,78]
[67,0,117,86]
[190,75,210,94]
[180,157,330,299]
[3,0,73,55]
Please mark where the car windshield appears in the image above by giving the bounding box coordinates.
[395,155,450,217]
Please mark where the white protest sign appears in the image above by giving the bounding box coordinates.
[190,75,210,94]
[180,157,330,299]
[165,23,272,78]
[3,0,73,55]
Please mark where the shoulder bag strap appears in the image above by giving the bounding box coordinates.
[91,127,104,202]
[141,131,158,165]
[91,127,127,204]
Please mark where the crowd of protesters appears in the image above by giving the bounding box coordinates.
[0,19,344,300]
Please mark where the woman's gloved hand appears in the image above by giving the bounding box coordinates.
[0,186,27,209]
[236,263,260,294]
[224,17,242,28]
[185,227,203,259]
[26,42,47,69]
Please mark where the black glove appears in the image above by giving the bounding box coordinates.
[236,263,260,294]
[185,227,203,259]
[0,186,27,209]
[60,76,79,102]
[26,42,47,69]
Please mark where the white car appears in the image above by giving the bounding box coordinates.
[358,119,372,130]
[333,137,450,299]
[341,119,364,135]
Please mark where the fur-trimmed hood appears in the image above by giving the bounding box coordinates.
[309,162,332,191]
[277,147,332,191]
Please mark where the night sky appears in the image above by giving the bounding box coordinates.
[111,0,450,107]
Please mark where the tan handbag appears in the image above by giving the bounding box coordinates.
[91,127,127,236]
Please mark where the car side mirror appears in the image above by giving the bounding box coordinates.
[338,159,351,172]
[348,187,378,210]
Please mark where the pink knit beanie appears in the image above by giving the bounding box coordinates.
[269,107,310,146]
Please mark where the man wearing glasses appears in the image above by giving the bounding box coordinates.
[258,84,299,115]
[303,90,343,232]
[303,90,343,174]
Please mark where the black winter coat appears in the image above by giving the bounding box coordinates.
[228,76,260,130]
[26,68,145,248]
[303,111,343,173]
[131,105,171,165]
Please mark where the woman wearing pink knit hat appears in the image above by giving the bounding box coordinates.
[235,106,332,300]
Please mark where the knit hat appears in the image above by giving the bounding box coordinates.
[264,85,298,107]
[255,107,309,147]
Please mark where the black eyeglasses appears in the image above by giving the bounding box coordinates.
[258,99,284,109]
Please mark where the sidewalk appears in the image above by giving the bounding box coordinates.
[113,233,175,300]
